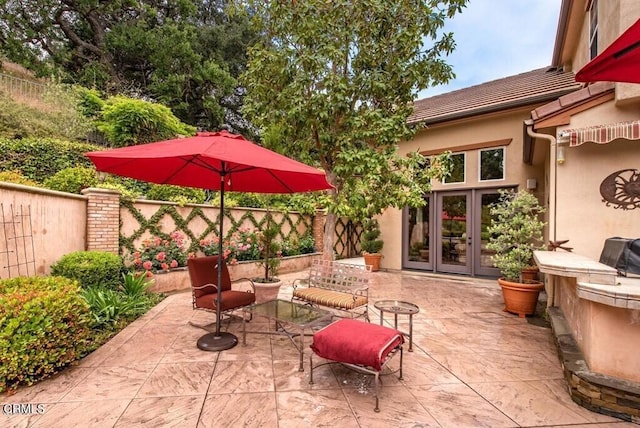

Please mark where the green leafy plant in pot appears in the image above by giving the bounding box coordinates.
[361,218,383,271]
[253,216,283,303]
[486,189,546,317]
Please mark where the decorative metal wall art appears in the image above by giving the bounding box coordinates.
[600,169,640,210]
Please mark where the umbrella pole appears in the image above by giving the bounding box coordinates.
[197,166,239,351]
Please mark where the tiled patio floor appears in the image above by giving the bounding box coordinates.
[2,269,635,427]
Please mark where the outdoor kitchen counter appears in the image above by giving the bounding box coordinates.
[535,250,640,386]
[534,250,640,308]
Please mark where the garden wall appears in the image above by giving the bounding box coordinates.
[0,183,86,278]
[0,185,330,281]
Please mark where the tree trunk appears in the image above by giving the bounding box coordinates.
[322,171,339,261]
[322,212,337,261]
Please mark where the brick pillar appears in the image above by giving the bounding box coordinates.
[81,187,121,254]
[312,209,327,254]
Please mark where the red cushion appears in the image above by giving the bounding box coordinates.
[195,290,255,311]
[310,319,403,371]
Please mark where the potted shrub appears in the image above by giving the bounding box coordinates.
[361,218,383,271]
[253,217,283,303]
[486,190,546,317]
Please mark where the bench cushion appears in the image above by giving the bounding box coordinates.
[310,319,403,371]
[293,288,367,310]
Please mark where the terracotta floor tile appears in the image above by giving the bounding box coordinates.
[207,360,275,394]
[409,383,517,427]
[4,268,633,427]
[60,365,155,401]
[136,362,215,397]
[198,392,277,428]
[114,396,204,427]
[31,399,130,428]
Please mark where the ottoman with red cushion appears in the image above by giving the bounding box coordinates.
[309,318,404,412]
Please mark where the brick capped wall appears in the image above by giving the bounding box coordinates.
[81,188,120,253]
[312,209,326,255]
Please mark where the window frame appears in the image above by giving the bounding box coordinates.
[589,0,598,60]
[442,152,466,185]
[478,146,506,182]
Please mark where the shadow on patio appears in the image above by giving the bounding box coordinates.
[2,269,634,427]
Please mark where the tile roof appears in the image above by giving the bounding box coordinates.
[408,67,582,126]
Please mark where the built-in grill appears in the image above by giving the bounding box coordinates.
[599,237,640,276]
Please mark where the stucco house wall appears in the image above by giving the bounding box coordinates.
[555,103,640,259]
[381,108,547,270]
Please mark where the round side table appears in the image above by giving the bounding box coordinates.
[373,300,419,352]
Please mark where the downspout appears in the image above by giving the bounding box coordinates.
[525,120,557,307]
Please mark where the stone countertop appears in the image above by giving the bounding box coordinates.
[534,250,640,309]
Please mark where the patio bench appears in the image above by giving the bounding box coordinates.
[291,259,371,321]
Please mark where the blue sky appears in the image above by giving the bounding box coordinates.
[417,0,562,100]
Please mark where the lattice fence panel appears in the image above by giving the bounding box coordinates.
[333,217,363,259]
[0,203,36,279]
[119,201,314,258]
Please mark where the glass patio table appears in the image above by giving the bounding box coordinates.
[242,299,332,371]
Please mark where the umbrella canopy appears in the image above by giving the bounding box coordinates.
[575,18,640,83]
[86,131,330,193]
[86,131,331,351]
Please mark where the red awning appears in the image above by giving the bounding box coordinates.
[563,120,640,147]
[575,19,640,83]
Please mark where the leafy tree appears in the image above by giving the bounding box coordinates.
[240,0,465,255]
[96,96,196,146]
[0,0,258,133]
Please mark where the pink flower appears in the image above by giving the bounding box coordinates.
[145,271,154,278]
[188,252,196,259]
[170,260,178,268]
[161,263,169,271]
[143,261,153,270]
[134,258,142,266]
[156,252,166,261]
[133,252,141,258]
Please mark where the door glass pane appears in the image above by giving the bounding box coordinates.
[480,193,500,268]
[441,195,466,265]
[407,201,430,262]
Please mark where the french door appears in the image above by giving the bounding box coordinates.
[403,189,505,277]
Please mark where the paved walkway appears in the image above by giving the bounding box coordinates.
[2,269,635,427]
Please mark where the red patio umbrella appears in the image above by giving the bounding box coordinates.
[86,131,332,351]
[575,18,640,83]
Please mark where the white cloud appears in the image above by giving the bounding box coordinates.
[418,0,561,99]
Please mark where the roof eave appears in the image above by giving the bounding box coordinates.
[408,87,581,127]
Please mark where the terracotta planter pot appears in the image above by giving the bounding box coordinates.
[521,267,539,282]
[363,253,382,272]
[253,279,283,304]
[497,278,544,318]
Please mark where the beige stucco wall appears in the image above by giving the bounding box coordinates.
[569,1,640,103]
[380,108,546,270]
[556,276,640,382]
[0,183,87,278]
[556,102,640,260]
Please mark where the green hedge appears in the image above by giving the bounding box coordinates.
[0,137,101,183]
[43,166,99,194]
[50,251,124,290]
[0,276,92,392]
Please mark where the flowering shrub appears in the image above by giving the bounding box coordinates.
[200,227,261,265]
[132,232,188,274]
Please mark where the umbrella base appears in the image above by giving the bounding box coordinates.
[197,332,238,351]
